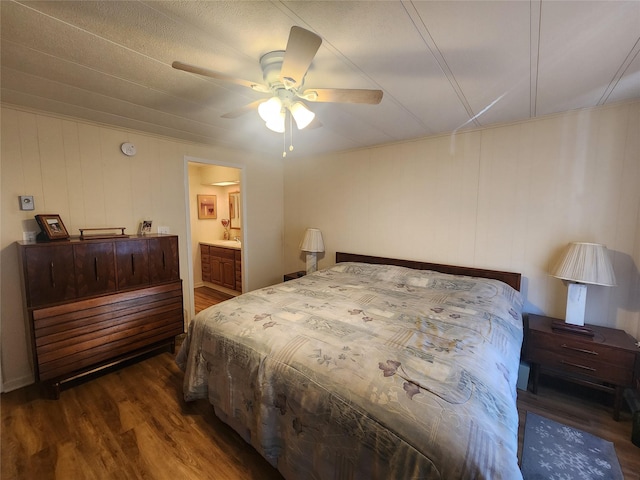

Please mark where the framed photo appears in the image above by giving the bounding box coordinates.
[140,220,153,235]
[197,194,217,219]
[35,214,70,240]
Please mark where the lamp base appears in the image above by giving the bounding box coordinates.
[305,252,318,274]
[565,282,587,325]
[551,320,594,337]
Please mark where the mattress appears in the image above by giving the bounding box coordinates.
[177,262,524,479]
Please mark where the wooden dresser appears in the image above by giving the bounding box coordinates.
[17,235,184,397]
[524,314,639,420]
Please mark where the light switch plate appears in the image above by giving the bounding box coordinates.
[19,195,35,210]
[157,226,170,234]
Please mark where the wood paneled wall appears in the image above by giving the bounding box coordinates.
[284,101,640,338]
[0,106,285,392]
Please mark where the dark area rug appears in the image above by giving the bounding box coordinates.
[521,412,623,480]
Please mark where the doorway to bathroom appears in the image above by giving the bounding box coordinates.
[185,157,243,318]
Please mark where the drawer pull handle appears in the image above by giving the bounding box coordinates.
[94,257,99,282]
[131,254,135,274]
[561,344,598,355]
[561,360,596,371]
[162,251,166,269]
[50,261,55,288]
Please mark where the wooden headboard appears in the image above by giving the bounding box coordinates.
[336,252,522,292]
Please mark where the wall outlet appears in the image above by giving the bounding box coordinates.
[157,226,170,234]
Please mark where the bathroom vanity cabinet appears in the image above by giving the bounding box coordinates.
[200,242,241,293]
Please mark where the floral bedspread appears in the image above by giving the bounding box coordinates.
[177,262,524,479]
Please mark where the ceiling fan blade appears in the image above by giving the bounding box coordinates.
[300,88,383,104]
[279,26,322,88]
[306,116,322,129]
[172,61,270,93]
[221,99,265,119]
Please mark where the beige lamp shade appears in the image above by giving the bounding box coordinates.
[551,242,616,286]
[300,228,324,274]
[300,228,325,253]
[551,242,616,327]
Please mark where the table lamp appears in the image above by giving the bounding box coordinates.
[300,228,324,274]
[551,242,616,335]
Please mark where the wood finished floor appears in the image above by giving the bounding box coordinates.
[2,287,639,479]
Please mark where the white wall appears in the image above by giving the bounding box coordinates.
[0,106,284,391]
[284,101,640,339]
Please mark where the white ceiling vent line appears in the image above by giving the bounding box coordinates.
[598,37,640,106]
[401,1,480,128]
[530,0,542,117]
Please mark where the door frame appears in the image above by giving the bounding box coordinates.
[183,155,245,320]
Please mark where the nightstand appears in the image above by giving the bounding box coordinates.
[523,314,639,420]
[284,271,306,282]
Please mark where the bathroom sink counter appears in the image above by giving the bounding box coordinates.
[201,239,241,250]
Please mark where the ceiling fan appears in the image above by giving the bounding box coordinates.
[172,26,383,135]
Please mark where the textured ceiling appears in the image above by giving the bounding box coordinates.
[2,1,639,158]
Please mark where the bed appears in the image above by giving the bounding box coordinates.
[177,252,524,479]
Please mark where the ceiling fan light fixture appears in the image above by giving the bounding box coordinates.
[265,110,286,133]
[290,102,315,130]
[174,27,383,153]
[258,97,283,123]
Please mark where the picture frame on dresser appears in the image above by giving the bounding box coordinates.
[140,219,153,235]
[35,214,69,241]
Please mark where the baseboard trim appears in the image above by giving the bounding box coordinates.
[2,373,35,393]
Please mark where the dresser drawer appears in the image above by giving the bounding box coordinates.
[527,347,634,385]
[528,330,636,364]
[201,261,211,282]
[526,330,636,385]
[32,281,184,381]
[234,249,242,292]
[210,246,235,260]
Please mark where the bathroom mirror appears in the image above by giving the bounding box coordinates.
[229,191,241,229]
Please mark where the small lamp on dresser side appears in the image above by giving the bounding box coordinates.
[550,242,616,335]
[300,228,324,274]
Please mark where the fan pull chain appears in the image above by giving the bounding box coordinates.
[282,110,295,158]
[289,112,294,153]
[282,126,286,158]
